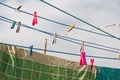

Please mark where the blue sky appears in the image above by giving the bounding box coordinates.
[0,0,120,68]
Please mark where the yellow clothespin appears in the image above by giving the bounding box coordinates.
[16,21,21,33]
[118,53,120,58]
[80,41,84,52]
[44,38,47,55]
[67,24,75,32]
[52,33,57,44]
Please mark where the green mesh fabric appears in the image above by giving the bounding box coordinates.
[96,66,120,80]
[0,44,96,80]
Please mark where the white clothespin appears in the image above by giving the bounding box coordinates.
[67,24,75,32]
[80,41,84,52]
[52,33,57,44]
[44,38,47,55]
[16,21,21,33]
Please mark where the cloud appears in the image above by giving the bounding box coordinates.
[0,0,120,68]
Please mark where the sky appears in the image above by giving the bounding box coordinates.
[0,0,120,68]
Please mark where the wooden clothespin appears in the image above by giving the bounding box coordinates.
[105,24,115,28]
[67,24,75,32]
[52,33,57,44]
[16,21,21,33]
[118,53,120,58]
[11,21,16,29]
[16,5,22,11]
[44,38,47,55]
[29,45,33,56]
[80,41,84,52]
[90,58,94,69]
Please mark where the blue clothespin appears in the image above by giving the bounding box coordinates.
[11,21,16,29]
[29,45,33,56]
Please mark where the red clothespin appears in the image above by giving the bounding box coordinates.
[79,41,87,66]
[90,58,94,69]
[32,11,38,26]
[52,33,57,44]
[16,21,21,33]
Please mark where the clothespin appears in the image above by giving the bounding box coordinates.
[90,58,94,69]
[44,38,47,55]
[52,33,57,44]
[16,5,22,11]
[80,41,84,52]
[11,21,16,29]
[118,53,120,58]
[29,45,33,56]
[105,24,115,28]
[16,21,21,33]
[67,24,75,32]
[32,11,38,26]
[79,41,87,66]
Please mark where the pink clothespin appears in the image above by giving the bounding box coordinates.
[90,58,94,69]
[80,51,87,66]
[79,41,87,66]
[32,11,38,26]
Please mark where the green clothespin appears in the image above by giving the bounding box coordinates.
[11,21,16,29]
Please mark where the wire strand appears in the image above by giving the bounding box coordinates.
[0,3,119,51]
[0,16,120,53]
[0,2,115,39]
[40,0,120,41]
[0,42,120,60]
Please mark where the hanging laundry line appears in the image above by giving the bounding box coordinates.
[0,16,120,53]
[0,2,115,39]
[0,42,120,60]
[40,0,120,41]
[0,2,119,51]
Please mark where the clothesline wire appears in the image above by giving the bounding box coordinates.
[0,3,119,51]
[40,0,120,41]
[0,42,120,60]
[0,2,114,39]
[0,16,120,53]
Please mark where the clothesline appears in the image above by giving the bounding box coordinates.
[0,2,115,39]
[0,16,120,53]
[0,42,120,60]
[40,0,120,41]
